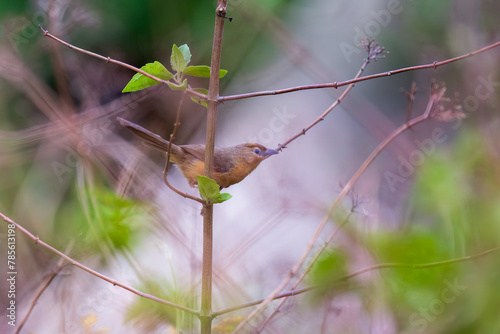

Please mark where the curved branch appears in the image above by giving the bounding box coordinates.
[161,91,204,203]
[39,25,207,102]
[0,212,199,316]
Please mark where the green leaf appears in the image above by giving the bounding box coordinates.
[197,175,220,204]
[219,69,228,78]
[122,61,173,92]
[171,44,187,73]
[213,192,232,204]
[196,175,231,205]
[167,79,187,91]
[184,65,228,78]
[178,44,192,66]
[189,88,208,107]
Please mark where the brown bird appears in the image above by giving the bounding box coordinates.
[117,118,279,188]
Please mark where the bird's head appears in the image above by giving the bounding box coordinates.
[235,143,279,165]
[208,143,279,188]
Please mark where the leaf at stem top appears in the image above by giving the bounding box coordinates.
[178,44,191,66]
[171,44,189,73]
[122,61,173,92]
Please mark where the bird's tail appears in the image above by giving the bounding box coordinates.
[117,117,181,156]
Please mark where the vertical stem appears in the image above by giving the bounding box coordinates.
[201,1,227,333]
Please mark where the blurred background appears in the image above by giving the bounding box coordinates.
[0,0,499,333]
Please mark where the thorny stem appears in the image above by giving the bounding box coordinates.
[39,24,500,117]
[38,25,207,102]
[219,40,500,102]
[0,212,199,316]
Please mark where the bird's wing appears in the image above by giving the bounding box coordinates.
[213,147,235,174]
[181,146,234,174]
[180,145,206,162]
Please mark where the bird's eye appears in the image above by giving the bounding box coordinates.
[253,148,261,155]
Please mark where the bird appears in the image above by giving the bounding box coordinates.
[117,117,279,188]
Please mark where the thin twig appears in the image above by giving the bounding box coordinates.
[38,25,207,102]
[214,246,499,317]
[161,91,204,203]
[277,50,371,151]
[402,82,418,124]
[258,207,355,330]
[0,212,199,316]
[339,246,500,281]
[220,40,500,102]
[213,286,314,317]
[15,242,74,334]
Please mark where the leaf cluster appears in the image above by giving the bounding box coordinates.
[122,44,227,107]
[196,175,232,205]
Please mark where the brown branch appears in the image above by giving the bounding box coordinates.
[0,212,199,316]
[200,1,228,333]
[219,40,500,102]
[38,25,207,102]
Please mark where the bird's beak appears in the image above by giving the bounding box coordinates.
[262,148,279,159]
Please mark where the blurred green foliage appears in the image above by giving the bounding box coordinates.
[309,128,500,332]
[126,278,196,331]
[409,130,500,332]
[0,0,30,19]
[414,130,500,248]
[53,183,146,259]
[368,227,459,322]
[82,185,145,253]
[379,128,500,332]
[309,248,348,300]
